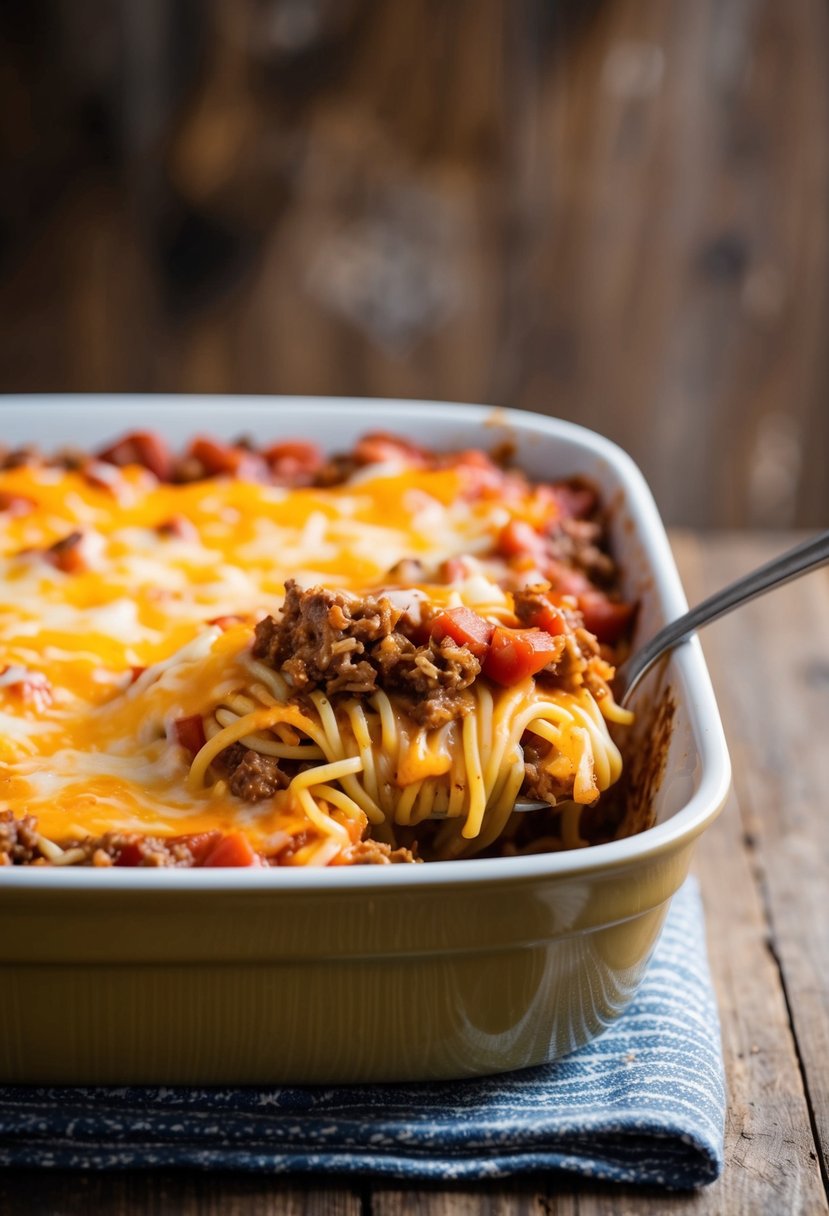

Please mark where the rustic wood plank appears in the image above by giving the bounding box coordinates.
[673,533,827,1211]
[371,1184,547,1214]
[0,1171,364,1216]
[679,533,829,1191]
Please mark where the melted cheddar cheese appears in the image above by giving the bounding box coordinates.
[0,461,521,847]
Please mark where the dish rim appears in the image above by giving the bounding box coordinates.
[0,393,731,892]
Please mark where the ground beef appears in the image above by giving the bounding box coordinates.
[372,633,479,727]
[0,445,40,470]
[80,832,203,867]
[211,741,248,776]
[228,749,289,801]
[54,446,89,471]
[310,452,361,487]
[68,832,212,866]
[553,627,599,687]
[0,810,206,867]
[209,742,290,801]
[348,839,418,864]
[254,581,479,726]
[548,518,616,585]
[254,580,401,696]
[0,811,42,864]
[520,741,574,807]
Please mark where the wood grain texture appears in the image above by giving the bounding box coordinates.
[373,1189,549,1216]
[680,533,829,1197]
[674,533,828,1214]
[0,1172,364,1216]
[2,0,829,527]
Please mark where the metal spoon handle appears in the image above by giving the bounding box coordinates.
[619,529,829,704]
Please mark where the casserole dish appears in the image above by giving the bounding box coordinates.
[0,396,731,1084]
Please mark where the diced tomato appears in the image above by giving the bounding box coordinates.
[543,558,592,597]
[354,433,428,467]
[129,666,146,684]
[98,431,173,481]
[187,436,265,481]
[438,556,471,584]
[169,830,222,865]
[483,626,561,686]
[173,714,206,757]
[577,591,635,645]
[264,440,320,465]
[202,832,261,867]
[188,436,241,475]
[263,441,322,483]
[429,607,494,658]
[519,597,567,637]
[114,842,144,867]
[497,519,546,559]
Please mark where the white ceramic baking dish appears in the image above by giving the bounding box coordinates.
[0,396,730,1084]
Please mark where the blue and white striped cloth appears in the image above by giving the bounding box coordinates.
[0,878,724,1189]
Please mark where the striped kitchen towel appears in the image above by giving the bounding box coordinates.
[0,878,724,1189]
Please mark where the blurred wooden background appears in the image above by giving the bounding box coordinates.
[1,0,828,529]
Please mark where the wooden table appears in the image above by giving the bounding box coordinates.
[2,532,827,1213]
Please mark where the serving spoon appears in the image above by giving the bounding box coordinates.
[513,528,829,812]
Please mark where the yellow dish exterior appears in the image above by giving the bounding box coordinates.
[0,833,717,1085]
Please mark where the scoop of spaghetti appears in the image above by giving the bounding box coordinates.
[178,578,632,862]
